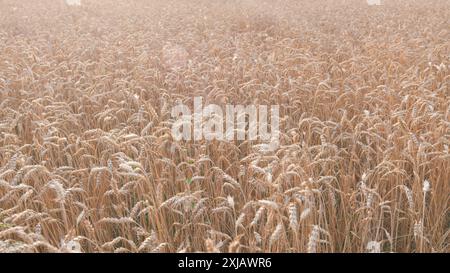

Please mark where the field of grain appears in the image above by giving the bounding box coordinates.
[0,0,449,253]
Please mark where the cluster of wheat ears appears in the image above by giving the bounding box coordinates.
[0,0,448,253]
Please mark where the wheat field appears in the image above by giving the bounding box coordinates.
[0,0,449,253]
